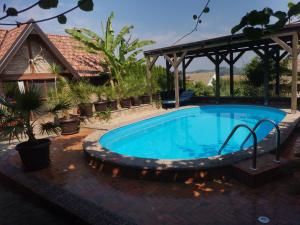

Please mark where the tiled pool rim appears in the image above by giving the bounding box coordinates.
[83,106,300,172]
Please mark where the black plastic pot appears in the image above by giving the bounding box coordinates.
[152,93,161,101]
[107,100,118,111]
[94,101,108,112]
[140,95,151,104]
[59,118,80,135]
[78,103,93,117]
[131,97,141,106]
[120,98,131,108]
[16,139,50,171]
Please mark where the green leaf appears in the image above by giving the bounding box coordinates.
[39,0,58,9]
[288,1,296,9]
[265,18,288,33]
[78,0,94,11]
[231,15,249,34]
[6,7,18,16]
[203,7,210,13]
[39,122,61,136]
[57,14,67,24]
[247,10,270,26]
[273,11,287,20]
[288,2,300,17]
[243,27,263,40]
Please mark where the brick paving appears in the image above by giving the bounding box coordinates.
[0,147,82,225]
[1,128,300,225]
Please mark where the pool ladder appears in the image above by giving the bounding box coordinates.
[218,119,281,170]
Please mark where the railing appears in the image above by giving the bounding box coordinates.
[239,119,281,163]
[218,124,258,170]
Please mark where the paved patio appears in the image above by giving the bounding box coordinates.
[0,146,82,225]
[0,126,300,225]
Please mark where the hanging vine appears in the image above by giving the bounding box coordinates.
[0,0,94,26]
[173,0,211,45]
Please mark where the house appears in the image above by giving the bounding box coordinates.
[186,72,216,86]
[0,21,106,99]
[186,72,244,86]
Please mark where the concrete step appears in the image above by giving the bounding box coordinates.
[232,154,291,188]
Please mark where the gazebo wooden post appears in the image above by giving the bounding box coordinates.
[220,51,244,98]
[229,51,234,97]
[166,60,171,91]
[164,51,187,108]
[275,49,280,96]
[272,33,299,113]
[174,54,180,108]
[215,53,221,103]
[182,58,186,91]
[145,55,158,102]
[291,33,298,113]
[263,44,270,106]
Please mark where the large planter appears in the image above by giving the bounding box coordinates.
[120,98,131,108]
[78,103,93,117]
[16,139,50,171]
[140,95,151,104]
[107,100,118,111]
[94,101,108,112]
[59,118,80,135]
[131,97,141,106]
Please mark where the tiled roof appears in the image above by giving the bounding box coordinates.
[0,24,28,61]
[47,34,107,77]
[0,24,106,77]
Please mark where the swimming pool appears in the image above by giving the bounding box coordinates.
[99,105,286,160]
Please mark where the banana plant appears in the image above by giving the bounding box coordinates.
[65,12,155,87]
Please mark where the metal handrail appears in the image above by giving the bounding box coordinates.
[218,124,258,170]
[239,118,281,163]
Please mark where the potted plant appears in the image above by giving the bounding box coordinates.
[0,87,65,171]
[71,81,94,117]
[128,75,143,106]
[105,86,118,111]
[118,80,132,108]
[48,64,80,134]
[94,86,108,112]
[139,81,151,104]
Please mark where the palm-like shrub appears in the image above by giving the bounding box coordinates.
[0,87,69,142]
[71,80,94,105]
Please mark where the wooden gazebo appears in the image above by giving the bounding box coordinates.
[144,23,300,113]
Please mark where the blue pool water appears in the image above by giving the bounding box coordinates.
[99,105,286,160]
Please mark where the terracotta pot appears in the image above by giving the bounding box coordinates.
[78,103,93,117]
[120,98,131,108]
[140,95,151,104]
[59,118,80,135]
[94,101,108,112]
[16,139,50,171]
[107,100,118,111]
[131,97,141,106]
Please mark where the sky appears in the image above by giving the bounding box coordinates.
[3,0,293,71]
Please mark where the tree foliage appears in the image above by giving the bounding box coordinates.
[243,57,290,87]
[232,1,300,40]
